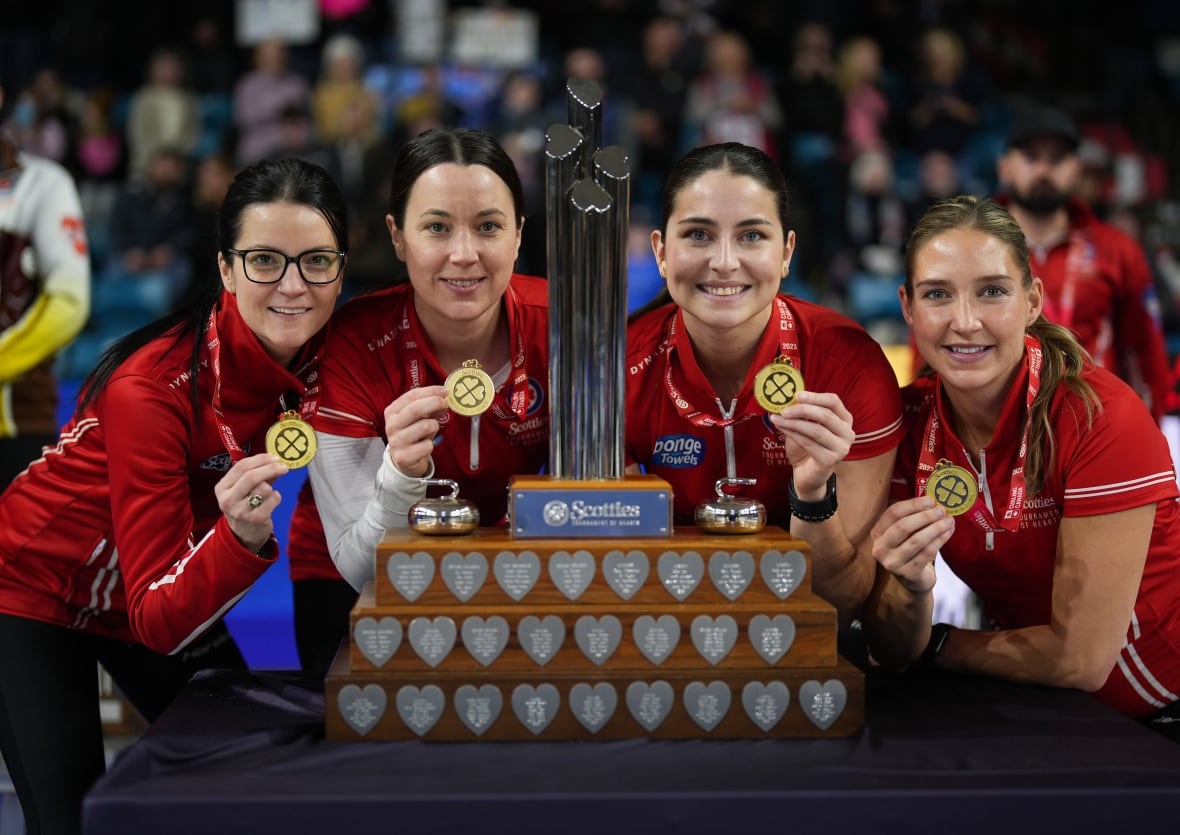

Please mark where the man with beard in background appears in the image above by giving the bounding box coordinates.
[995,103,1170,422]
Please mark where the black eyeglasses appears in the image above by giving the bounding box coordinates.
[226,248,346,285]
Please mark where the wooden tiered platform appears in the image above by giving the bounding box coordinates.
[325,526,863,740]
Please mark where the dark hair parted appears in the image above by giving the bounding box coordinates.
[633,141,793,320]
[78,157,348,415]
[904,194,1099,493]
[388,127,525,233]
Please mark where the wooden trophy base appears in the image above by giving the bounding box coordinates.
[324,525,865,742]
[374,526,816,607]
[325,641,864,741]
[347,582,837,673]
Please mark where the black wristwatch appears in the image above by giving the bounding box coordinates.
[917,622,956,670]
[788,473,838,522]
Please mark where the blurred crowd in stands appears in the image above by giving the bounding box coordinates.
[4,0,1180,383]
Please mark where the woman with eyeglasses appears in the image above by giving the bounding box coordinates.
[0,157,346,835]
[286,127,546,666]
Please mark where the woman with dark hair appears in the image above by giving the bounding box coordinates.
[0,156,347,834]
[863,195,1180,736]
[626,141,903,621]
[289,127,546,663]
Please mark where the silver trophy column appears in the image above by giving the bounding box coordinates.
[544,78,631,481]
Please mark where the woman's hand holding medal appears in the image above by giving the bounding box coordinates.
[768,390,855,500]
[384,385,449,477]
[870,497,955,594]
[215,453,291,553]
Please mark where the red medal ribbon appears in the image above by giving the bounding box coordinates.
[915,333,1042,533]
[401,287,530,421]
[207,307,320,463]
[662,295,799,428]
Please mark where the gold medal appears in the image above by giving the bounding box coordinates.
[753,357,805,413]
[445,359,495,417]
[266,411,318,468]
[925,458,978,516]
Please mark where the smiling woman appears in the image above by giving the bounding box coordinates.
[624,142,904,624]
[284,127,549,675]
[862,195,1180,739]
[0,157,348,835]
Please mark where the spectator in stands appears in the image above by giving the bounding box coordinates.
[99,146,195,325]
[186,151,235,307]
[776,20,846,283]
[311,33,379,147]
[125,48,200,181]
[836,35,893,162]
[683,29,783,158]
[74,87,125,267]
[0,156,347,835]
[995,103,1171,422]
[265,103,342,187]
[0,81,91,488]
[629,15,696,213]
[232,38,311,166]
[3,68,79,167]
[906,27,983,167]
[393,63,464,148]
[491,69,548,277]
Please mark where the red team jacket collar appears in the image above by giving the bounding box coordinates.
[210,290,329,415]
[400,279,531,420]
[931,348,1032,462]
[664,298,795,422]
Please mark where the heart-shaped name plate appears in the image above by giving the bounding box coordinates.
[549,550,596,600]
[570,682,618,733]
[440,551,488,602]
[386,551,435,602]
[395,684,445,736]
[625,680,674,731]
[601,549,649,600]
[454,684,503,736]
[760,549,807,600]
[461,615,509,666]
[518,615,566,666]
[708,550,755,600]
[493,550,540,601]
[799,679,848,731]
[683,680,732,732]
[353,616,402,668]
[633,614,681,665]
[657,550,703,601]
[408,616,457,667]
[742,681,790,731]
[511,683,561,734]
[337,683,386,736]
[690,614,738,665]
[574,615,622,665]
[747,614,796,664]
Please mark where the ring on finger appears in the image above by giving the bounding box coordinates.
[247,493,264,509]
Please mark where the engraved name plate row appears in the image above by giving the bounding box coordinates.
[326,526,863,741]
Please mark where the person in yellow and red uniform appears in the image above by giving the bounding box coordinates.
[0,81,91,488]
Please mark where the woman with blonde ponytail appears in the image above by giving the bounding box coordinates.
[863,195,1180,739]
